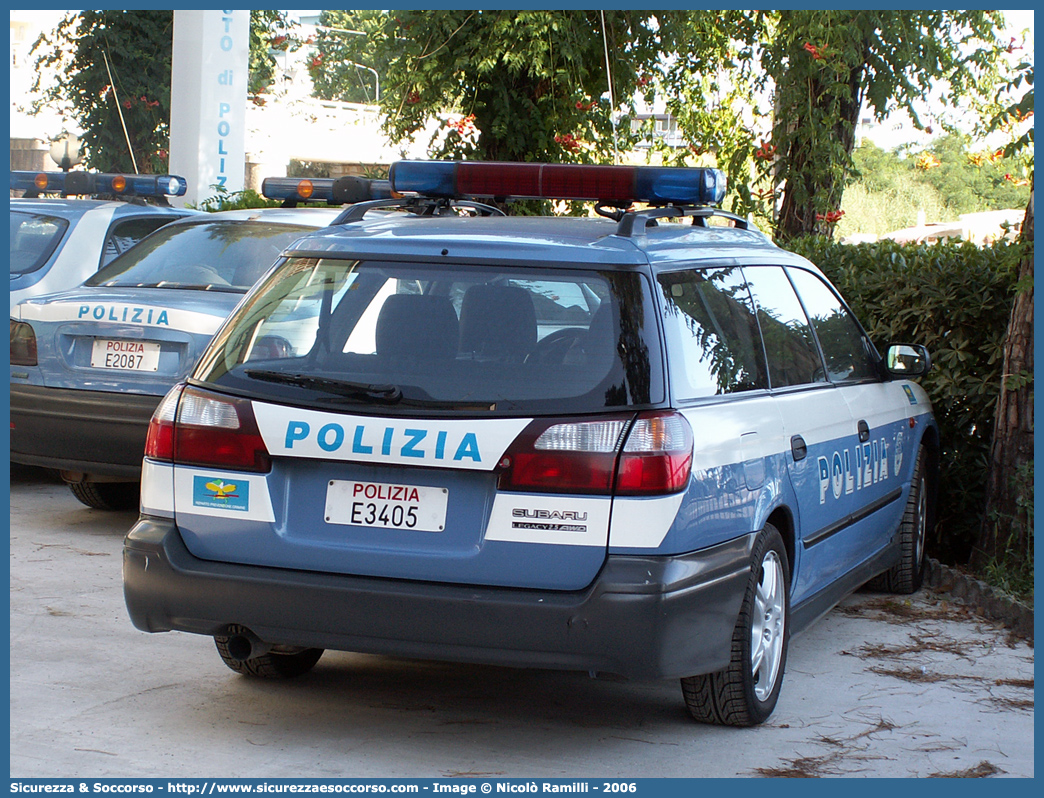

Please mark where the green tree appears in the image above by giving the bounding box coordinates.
[975,62,1034,589]
[353,10,677,165]
[763,10,1005,241]
[647,12,767,221]
[921,134,1031,214]
[308,10,392,105]
[29,11,175,174]
[28,11,297,173]
[831,138,1032,237]
[249,10,300,100]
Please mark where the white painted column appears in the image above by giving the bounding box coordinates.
[168,10,249,207]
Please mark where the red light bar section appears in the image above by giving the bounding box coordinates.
[454,163,634,202]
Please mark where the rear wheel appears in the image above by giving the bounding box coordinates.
[681,524,790,726]
[868,445,929,594]
[214,629,324,678]
[68,480,139,511]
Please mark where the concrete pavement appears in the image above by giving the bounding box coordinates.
[9,465,1034,778]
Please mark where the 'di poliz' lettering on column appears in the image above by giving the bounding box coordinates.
[214,10,237,187]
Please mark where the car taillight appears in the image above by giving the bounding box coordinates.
[615,412,693,495]
[498,416,629,494]
[144,384,183,461]
[145,384,271,473]
[10,320,37,366]
[497,411,693,496]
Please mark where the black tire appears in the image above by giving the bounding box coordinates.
[868,445,929,594]
[68,480,140,511]
[681,524,790,726]
[214,629,323,679]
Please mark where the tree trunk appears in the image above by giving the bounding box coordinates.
[974,177,1034,568]
[774,53,864,242]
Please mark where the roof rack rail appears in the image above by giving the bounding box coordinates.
[331,197,506,225]
[615,206,749,238]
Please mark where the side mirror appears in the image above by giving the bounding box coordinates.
[885,344,931,377]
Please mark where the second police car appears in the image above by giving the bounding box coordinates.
[9,176,386,510]
[10,170,196,310]
[122,161,938,726]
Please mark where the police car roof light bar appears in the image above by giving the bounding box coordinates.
[261,177,335,205]
[10,171,187,198]
[262,176,396,207]
[389,161,727,207]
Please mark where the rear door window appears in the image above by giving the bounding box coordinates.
[196,257,664,416]
[10,211,69,276]
[657,266,768,399]
[742,265,827,389]
[99,217,178,267]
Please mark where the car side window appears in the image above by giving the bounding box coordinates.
[786,267,880,383]
[657,266,768,398]
[742,265,827,389]
[100,217,174,268]
[10,211,69,276]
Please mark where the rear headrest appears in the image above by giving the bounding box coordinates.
[583,302,616,364]
[375,294,459,362]
[459,284,537,361]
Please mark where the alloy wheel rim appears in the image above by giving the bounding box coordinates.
[750,549,785,702]
[914,477,927,567]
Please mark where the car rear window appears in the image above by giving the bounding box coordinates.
[10,211,69,276]
[85,220,316,292]
[194,256,664,416]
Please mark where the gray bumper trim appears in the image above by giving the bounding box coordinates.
[10,383,160,477]
[124,518,755,680]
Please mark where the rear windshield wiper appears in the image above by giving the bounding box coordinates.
[244,369,403,403]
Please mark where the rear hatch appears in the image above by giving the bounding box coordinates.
[159,254,675,590]
[17,287,240,393]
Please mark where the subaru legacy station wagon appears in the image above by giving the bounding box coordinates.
[10,169,194,310]
[123,161,937,726]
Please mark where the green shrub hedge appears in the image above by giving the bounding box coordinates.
[789,236,1025,563]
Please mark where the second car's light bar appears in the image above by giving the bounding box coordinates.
[10,171,187,198]
[388,161,727,206]
[261,176,395,206]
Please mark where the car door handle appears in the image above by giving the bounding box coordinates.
[857,420,870,443]
[790,435,807,461]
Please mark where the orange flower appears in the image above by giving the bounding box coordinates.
[754,141,776,161]
[915,153,941,171]
[555,133,581,153]
[803,42,827,60]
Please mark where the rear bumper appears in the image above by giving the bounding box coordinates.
[10,383,159,478]
[124,517,755,681]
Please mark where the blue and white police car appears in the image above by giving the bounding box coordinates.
[9,177,373,510]
[123,161,938,725]
[10,170,196,310]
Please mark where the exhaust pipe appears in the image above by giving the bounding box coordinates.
[221,625,272,662]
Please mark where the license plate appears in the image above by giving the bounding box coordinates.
[325,480,449,532]
[90,339,161,371]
